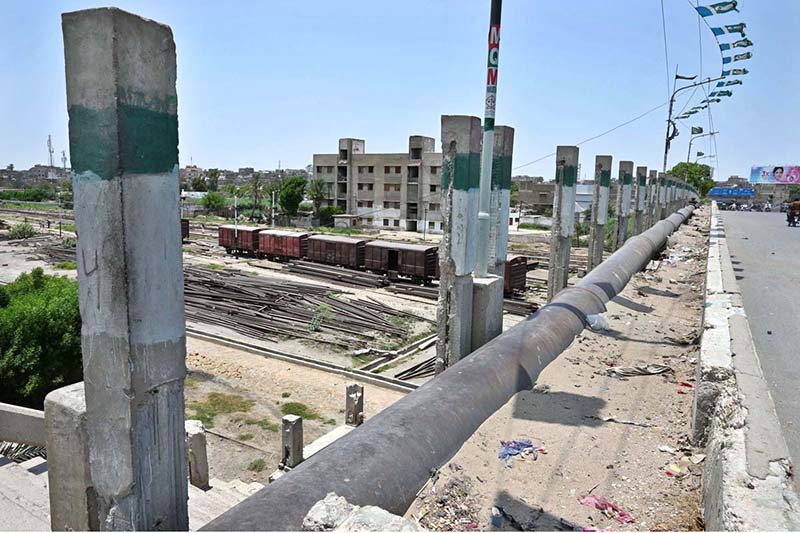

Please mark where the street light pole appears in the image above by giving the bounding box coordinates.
[662,73,725,172]
[687,131,718,163]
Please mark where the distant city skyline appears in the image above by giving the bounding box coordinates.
[2,1,798,182]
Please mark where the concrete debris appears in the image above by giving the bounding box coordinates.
[303,493,421,531]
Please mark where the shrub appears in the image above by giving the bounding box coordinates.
[9,223,36,240]
[319,205,344,227]
[201,191,227,212]
[0,268,82,407]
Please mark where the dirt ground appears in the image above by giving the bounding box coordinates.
[184,336,407,484]
[405,207,710,531]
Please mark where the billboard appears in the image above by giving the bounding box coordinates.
[750,165,800,184]
[709,187,755,197]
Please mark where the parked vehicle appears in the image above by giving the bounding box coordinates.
[258,230,309,260]
[219,225,267,255]
[306,235,367,269]
[181,219,189,242]
[504,255,528,296]
[365,241,438,283]
[787,201,800,227]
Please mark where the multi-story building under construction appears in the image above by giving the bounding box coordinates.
[313,136,444,233]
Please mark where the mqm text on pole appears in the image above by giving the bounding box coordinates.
[476,0,502,277]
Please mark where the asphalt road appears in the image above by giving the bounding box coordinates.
[721,211,800,468]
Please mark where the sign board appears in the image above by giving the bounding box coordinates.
[709,187,755,197]
[749,165,800,184]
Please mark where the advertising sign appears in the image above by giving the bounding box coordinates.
[709,187,755,197]
[750,165,800,184]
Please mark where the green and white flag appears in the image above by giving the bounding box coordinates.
[733,52,752,62]
[697,151,705,157]
[696,1,739,17]
[691,126,703,134]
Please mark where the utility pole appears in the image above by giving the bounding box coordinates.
[47,135,54,168]
[476,0,502,278]
[687,131,718,163]
[662,71,725,172]
[271,190,276,227]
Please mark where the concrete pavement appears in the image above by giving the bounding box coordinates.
[720,211,800,469]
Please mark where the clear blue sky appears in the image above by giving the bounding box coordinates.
[1,0,797,181]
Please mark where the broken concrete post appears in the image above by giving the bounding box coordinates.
[282,415,304,468]
[63,8,187,529]
[547,146,578,302]
[646,170,658,229]
[185,420,210,490]
[471,275,504,350]
[633,166,647,235]
[612,161,633,251]
[345,383,364,427]
[489,126,515,276]
[587,155,612,272]
[435,116,481,372]
[44,382,98,532]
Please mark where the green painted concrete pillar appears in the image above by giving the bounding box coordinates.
[647,170,658,228]
[63,8,188,530]
[633,166,647,235]
[436,116,481,372]
[547,146,578,302]
[587,155,612,272]
[656,172,667,220]
[489,125,514,275]
[613,161,633,251]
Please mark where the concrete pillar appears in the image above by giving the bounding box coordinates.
[646,170,658,229]
[587,155,612,272]
[612,161,633,251]
[471,275,504,350]
[345,383,364,427]
[547,146,578,302]
[633,166,647,235]
[44,383,98,532]
[282,415,304,469]
[185,420,210,490]
[656,172,667,220]
[436,116,481,372]
[63,8,188,530]
[489,126,515,276]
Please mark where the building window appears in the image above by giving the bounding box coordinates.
[408,166,420,181]
[358,183,363,190]
[326,166,334,173]
[395,166,401,173]
[431,166,439,175]
[430,184,438,193]
[410,148,422,160]
[383,219,389,226]
[358,166,366,174]
[368,166,374,173]
[383,201,400,209]
[429,203,440,212]
[367,183,374,191]
[383,184,400,192]
[363,218,373,225]
[393,219,400,227]
[316,166,323,173]
[384,166,390,174]
[428,221,435,230]
[339,149,348,160]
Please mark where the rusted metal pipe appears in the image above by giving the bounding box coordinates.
[203,206,695,531]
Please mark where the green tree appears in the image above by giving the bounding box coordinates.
[206,168,221,192]
[0,268,82,407]
[306,178,328,217]
[788,184,800,199]
[279,176,308,217]
[668,162,714,197]
[510,181,519,206]
[190,175,207,192]
[201,191,226,212]
[319,205,344,227]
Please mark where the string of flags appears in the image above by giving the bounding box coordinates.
[675,0,752,123]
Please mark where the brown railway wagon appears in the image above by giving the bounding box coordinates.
[181,219,189,242]
[218,225,267,254]
[504,255,528,295]
[365,241,438,281]
[258,230,309,259]
[307,235,367,269]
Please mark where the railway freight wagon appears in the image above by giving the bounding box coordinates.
[258,230,309,260]
[218,225,267,255]
[181,219,189,242]
[504,255,528,295]
[365,241,438,282]
[306,235,367,269]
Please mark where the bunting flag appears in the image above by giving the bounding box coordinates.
[712,23,746,37]
[722,68,749,76]
[691,126,703,134]
[720,38,753,51]
[696,0,739,17]
[697,151,705,157]
[693,105,709,110]
[723,56,732,64]
[701,98,722,104]
[686,110,699,115]
[720,79,742,87]
[714,90,734,97]
[733,51,752,61]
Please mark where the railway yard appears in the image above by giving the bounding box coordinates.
[0,206,592,483]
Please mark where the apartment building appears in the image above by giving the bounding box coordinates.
[313,136,444,233]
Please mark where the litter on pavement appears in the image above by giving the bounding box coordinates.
[498,439,547,467]
[606,363,673,378]
[586,314,610,331]
[578,495,635,524]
